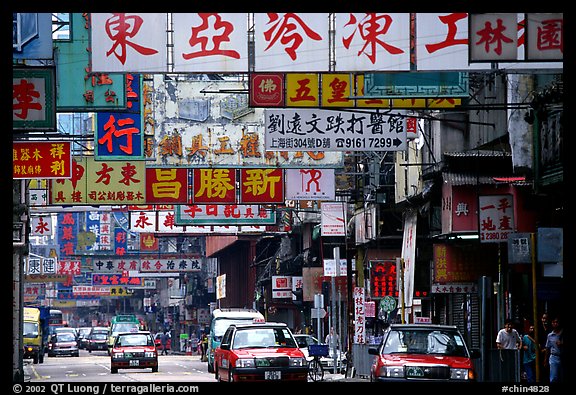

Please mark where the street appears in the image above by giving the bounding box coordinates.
[25,352,216,383]
[24,350,350,383]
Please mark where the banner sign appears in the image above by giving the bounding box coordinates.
[265,108,407,151]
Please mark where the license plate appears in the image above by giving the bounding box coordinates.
[129,360,140,367]
[265,371,281,380]
[405,366,424,377]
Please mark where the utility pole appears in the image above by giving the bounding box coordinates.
[331,247,340,374]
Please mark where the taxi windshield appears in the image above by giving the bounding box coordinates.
[383,329,468,357]
[232,327,298,349]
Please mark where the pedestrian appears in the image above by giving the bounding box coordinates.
[496,319,522,350]
[160,330,169,355]
[325,326,339,348]
[538,312,551,382]
[522,323,537,383]
[544,316,563,383]
[200,332,208,362]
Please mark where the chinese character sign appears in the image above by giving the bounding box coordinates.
[353,287,366,344]
[265,108,407,151]
[321,202,346,236]
[91,13,168,73]
[335,13,410,71]
[254,13,329,71]
[30,215,53,237]
[13,141,72,179]
[479,194,515,243]
[192,168,236,204]
[370,260,398,298]
[240,168,284,204]
[173,13,248,72]
[55,13,127,110]
[469,13,518,62]
[13,67,56,130]
[58,212,78,257]
[250,73,285,107]
[525,13,563,61]
[96,112,143,159]
[146,168,189,204]
[51,156,146,204]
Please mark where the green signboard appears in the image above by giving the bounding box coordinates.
[55,13,126,110]
[364,72,469,98]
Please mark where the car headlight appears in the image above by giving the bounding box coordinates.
[289,357,306,367]
[380,366,405,378]
[450,368,474,380]
[112,352,124,359]
[236,358,255,368]
[145,351,156,358]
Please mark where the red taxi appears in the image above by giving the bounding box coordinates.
[213,320,308,382]
[368,324,480,382]
[110,331,158,374]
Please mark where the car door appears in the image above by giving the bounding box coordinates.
[215,327,235,381]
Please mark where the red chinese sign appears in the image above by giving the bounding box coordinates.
[146,168,189,204]
[13,141,72,179]
[140,233,159,251]
[192,168,236,204]
[433,244,494,283]
[370,260,398,298]
[240,168,284,204]
[250,73,285,107]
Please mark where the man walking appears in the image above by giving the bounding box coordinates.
[544,316,563,382]
[496,319,522,350]
[160,330,169,355]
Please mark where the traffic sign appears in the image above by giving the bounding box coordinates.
[311,308,327,319]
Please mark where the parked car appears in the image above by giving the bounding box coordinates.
[87,330,109,353]
[110,331,158,374]
[214,321,308,382]
[293,334,347,373]
[77,327,92,349]
[368,324,480,382]
[47,332,79,357]
[154,332,171,350]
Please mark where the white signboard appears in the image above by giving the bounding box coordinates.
[323,259,348,277]
[399,210,417,322]
[30,215,52,237]
[216,274,226,300]
[254,13,329,72]
[265,108,407,151]
[173,13,248,72]
[285,168,335,200]
[479,194,515,243]
[335,13,410,71]
[353,287,366,344]
[91,13,168,73]
[272,275,292,299]
[321,202,346,236]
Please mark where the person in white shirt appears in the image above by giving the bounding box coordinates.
[496,319,522,350]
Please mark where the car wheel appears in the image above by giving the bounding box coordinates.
[111,367,118,374]
[152,366,158,373]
